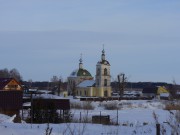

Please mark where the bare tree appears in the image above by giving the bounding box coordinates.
[0,68,22,81]
[166,110,180,135]
[45,123,53,135]
[9,68,22,81]
[0,68,9,78]
[117,73,128,97]
[169,79,178,99]
[51,75,59,82]
[63,122,87,135]
[50,75,63,95]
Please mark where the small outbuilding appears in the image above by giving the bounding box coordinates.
[142,86,169,99]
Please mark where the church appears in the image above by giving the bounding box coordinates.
[67,48,112,97]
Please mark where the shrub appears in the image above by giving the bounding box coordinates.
[103,102,118,110]
[167,110,180,134]
[164,104,180,110]
[82,102,94,110]
[175,110,180,123]
[71,102,82,109]
[70,101,94,110]
[45,123,53,135]
[153,110,180,135]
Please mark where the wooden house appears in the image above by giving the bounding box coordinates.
[0,78,23,117]
[0,78,23,91]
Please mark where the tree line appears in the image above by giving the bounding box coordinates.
[0,68,22,81]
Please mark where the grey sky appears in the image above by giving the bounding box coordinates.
[0,0,180,84]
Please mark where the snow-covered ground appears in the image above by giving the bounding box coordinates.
[70,99,169,124]
[0,98,179,135]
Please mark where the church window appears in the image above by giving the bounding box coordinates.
[85,90,86,96]
[104,79,107,86]
[104,68,107,76]
[97,79,99,86]
[97,68,100,76]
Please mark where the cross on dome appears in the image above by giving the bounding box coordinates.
[79,53,83,69]
[101,44,105,61]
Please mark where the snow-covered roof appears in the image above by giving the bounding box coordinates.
[160,93,170,97]
[38,90,52,94]
[124,91,142,95]
[29,89,38,92]
[77,80,95,87]
[33,94,65,99]
[69,69,79,77]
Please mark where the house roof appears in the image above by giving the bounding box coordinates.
[142,87,158,94]
[0,78,13,90]
[0,78,21,90]
[160,93,170,97]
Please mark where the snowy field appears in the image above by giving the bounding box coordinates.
[0,98,179,135]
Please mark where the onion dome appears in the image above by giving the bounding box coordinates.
[70,54,92,77]
[98,47,110,65]
[70,69,92,77]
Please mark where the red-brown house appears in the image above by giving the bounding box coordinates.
[0,78,23,91]
[0,78,23,116]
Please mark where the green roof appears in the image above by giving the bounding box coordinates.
[77,68,92,77]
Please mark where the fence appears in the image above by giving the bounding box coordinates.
[71,110,119,125]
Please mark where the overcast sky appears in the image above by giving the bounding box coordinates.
[0,0,180,84]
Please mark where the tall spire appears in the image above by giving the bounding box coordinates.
[101,44,105,61]
[79,53,83,69]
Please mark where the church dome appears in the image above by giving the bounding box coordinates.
[70,68,92,77]
[97,47,110,65]
[69,54,92,78]
[70,54,92,77]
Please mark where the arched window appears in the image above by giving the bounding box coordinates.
[96,79,99,86]
[80,91,82,96]
[97,68,100,76]
[104,79,107,86]
[85,90,86,96]
[104,68,107,76]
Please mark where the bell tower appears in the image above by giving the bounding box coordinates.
[95,46,111,97]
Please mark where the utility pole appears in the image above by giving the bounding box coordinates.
[117,75,121,96]
[58,79,61,96]
[30,92,33,128]
[116,107,118,125]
